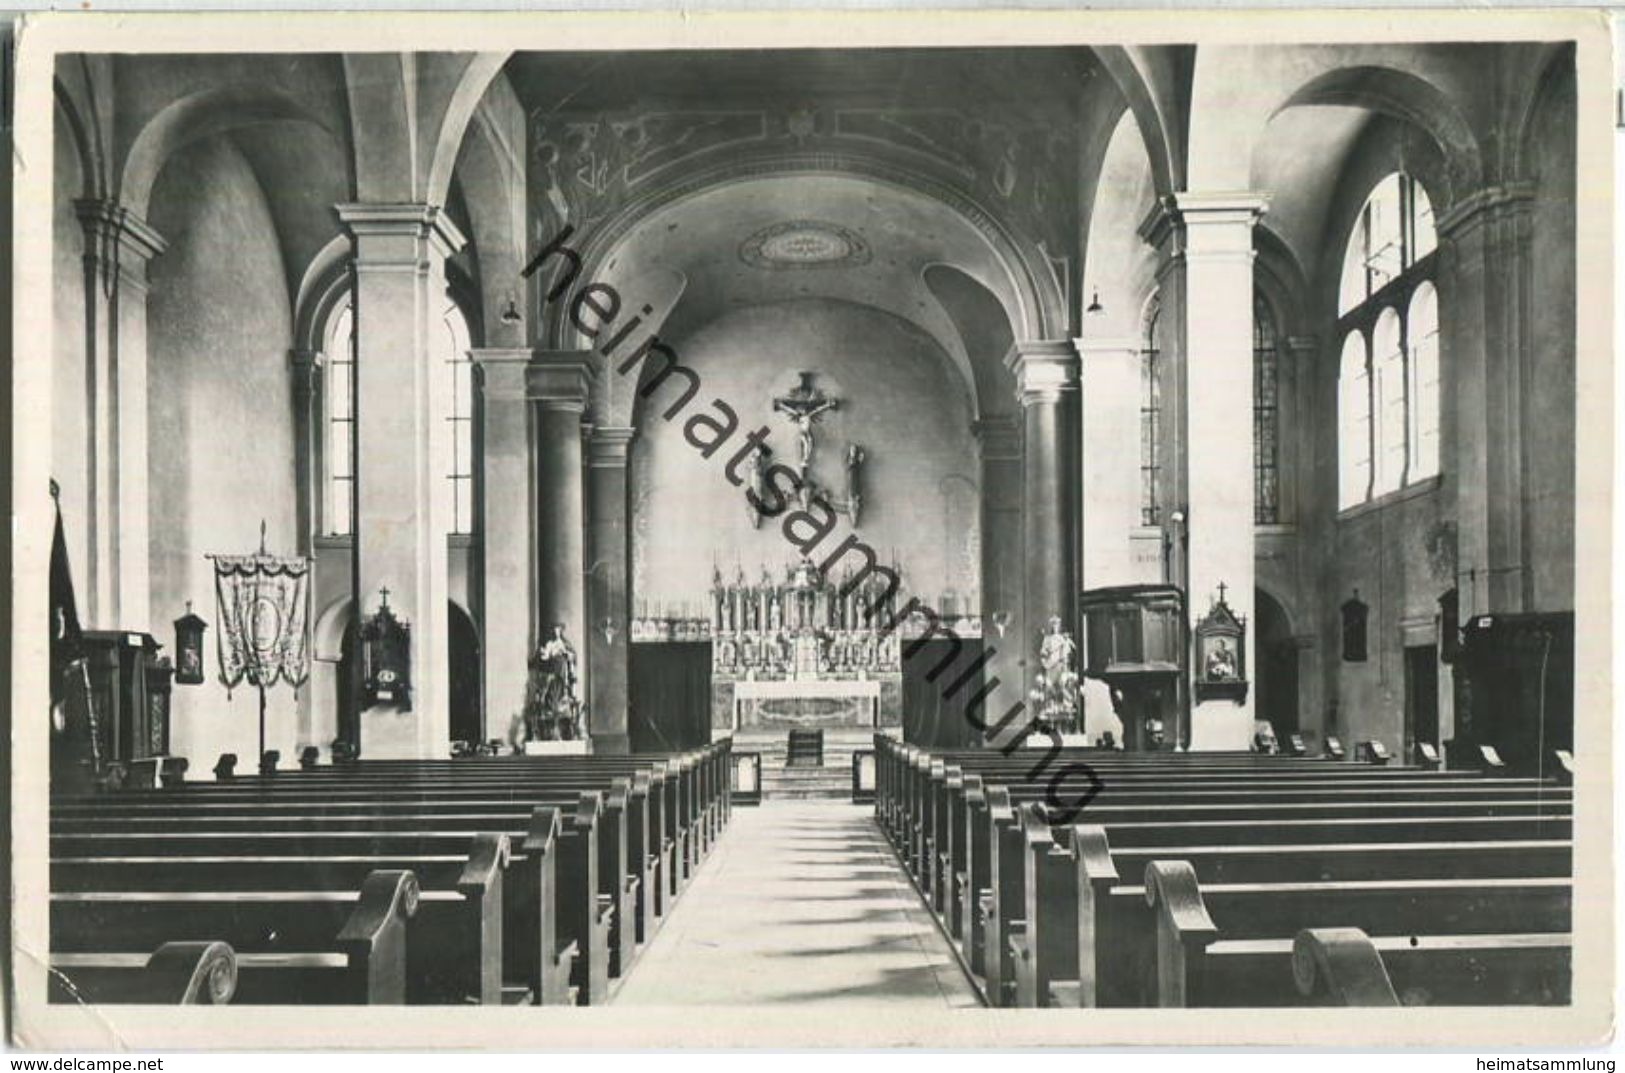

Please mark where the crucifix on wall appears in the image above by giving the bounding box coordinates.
[769,371,865,526]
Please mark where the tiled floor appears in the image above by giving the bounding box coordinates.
[613,801,982,1007]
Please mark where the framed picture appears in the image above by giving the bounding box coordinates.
[1194,589,1248,704]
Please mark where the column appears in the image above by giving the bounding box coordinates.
[587,426,635,754]
[1177,192,1267,750]
[974,415,1025,743]
[289,348,323,553]
[1008,339,1079,675]
[338,203,466,759]
[75,199,167,628]
[1076,335,1148,587]
[529,350,593,728]
[474,348,535,740]
[1436,185,1534,618]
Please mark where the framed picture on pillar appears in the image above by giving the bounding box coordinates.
[1194,589,1248,704]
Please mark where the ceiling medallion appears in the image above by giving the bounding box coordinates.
[739,220,872,270]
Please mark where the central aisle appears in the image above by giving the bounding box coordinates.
[614,801,982,1006]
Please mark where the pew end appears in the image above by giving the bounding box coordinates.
[51,942,239,1005]
[1144,860,1219,1008]
[334,869,421,1004]
[212,753,237,781]
[1292,928,1400,1005]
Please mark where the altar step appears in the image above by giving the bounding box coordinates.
[729,729,890,801]
[760,765,853,800]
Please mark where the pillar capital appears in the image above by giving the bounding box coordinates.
[972,414,1023,461]
[74,198,168,262]
[75,198,168,296]
[336,202,467,262]
[289,348,323,396]
[471,347,534,402]
[1174,192,1268,261]
[587,425,637,468]
[1072,334,1144,360]
[1005,339,1079,408]
[527,350,595,411]
[1286,335,1319,358]
[1435,182,1537,239]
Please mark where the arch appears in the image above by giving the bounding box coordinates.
[119,84,335,220]
[1253,226,1309,338]
[426,53,515,209]
[447,599,483,745]
[292,234,352,354]
[1083,107,1164,343]
[1091,45,1182,198]
[922,263,1018,423]
[312,596,355,662]
[450,81,528,345]
[54,78,105,201]
[1511,44,1576,183]
[1254,586,1300,737]
[547,153,1063,351]
[1276,66,1482,197]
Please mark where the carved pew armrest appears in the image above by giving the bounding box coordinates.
[147,941,238,1005]
[1143,860,1218,1008]
[1292,928,1401,1006]
[335,870,421,1004]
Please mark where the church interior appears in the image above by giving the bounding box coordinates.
[39,39,1585,1016]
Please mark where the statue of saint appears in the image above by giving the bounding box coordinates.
[524,624,581,740]
[1037,616,1080,733]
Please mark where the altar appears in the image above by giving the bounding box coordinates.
[731,677,882,730]
[704,556,907,732]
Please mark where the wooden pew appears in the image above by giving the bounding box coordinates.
[50,941,238,1004]
[53,812,575,1006]
[53,833,513,1005]
[91,762,667,938]
[1291,927,1573,1006]
[52,796,610,1005]
[983,787,1570,1006]
[1139,860,1571,1007]
[51,869,419,1004]
[1034,821,1573,1009]
[879,739,1573,1009]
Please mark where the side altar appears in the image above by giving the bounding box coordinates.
[708,558,905,732]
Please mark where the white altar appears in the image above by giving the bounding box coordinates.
[731,677,882,730]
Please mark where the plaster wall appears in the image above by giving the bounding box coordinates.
[53,106,90,594]
[146,135,298,769]
[631,298,980,617]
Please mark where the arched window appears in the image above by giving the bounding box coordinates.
[1253,295,1280,525]
[1339,331,1371,510]
[1336,172,1439,508]
[1140,309,1162,526]
[440,300,475,535]
[325,303,355,537]
[1407,282,1440,480]
[1373,308,1406,496]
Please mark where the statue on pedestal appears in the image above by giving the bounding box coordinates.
[523,624,582,741]
[1036,615,1080,735]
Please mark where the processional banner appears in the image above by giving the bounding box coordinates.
[212,553,311,695]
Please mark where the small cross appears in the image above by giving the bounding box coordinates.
[379,585,392,608]
[1217,581,1228,605]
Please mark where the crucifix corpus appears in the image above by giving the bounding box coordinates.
[770,371,865,525]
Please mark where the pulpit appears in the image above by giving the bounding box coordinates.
[54,630,173,791]
[1078,585,1184,752]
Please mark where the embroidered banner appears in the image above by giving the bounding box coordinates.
[213,554,311,694]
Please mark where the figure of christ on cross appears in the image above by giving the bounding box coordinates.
[773,371,839,483]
